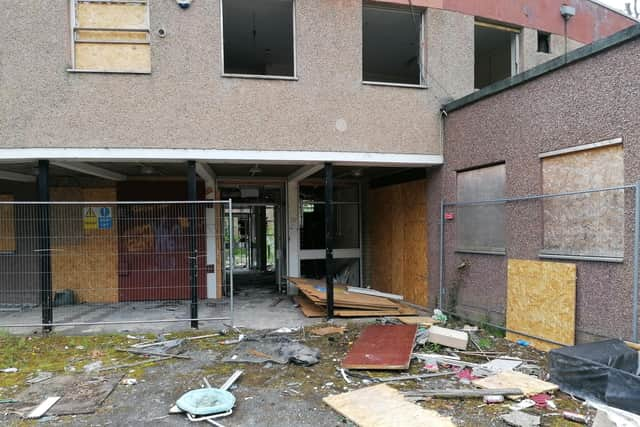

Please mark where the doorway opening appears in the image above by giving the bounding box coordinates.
[221,184,284,296]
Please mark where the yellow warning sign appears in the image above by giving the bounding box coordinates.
[83,207,98,230]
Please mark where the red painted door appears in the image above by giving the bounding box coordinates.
[117,182,206,302]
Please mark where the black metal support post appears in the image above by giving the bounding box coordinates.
[324,162,334,319]
[38,160,53,332]
[187,161,198,329]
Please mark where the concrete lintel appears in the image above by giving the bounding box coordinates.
[0,170,36,183]
[50,161,127,181]
[195,162,216,186]
[288,164,324,183]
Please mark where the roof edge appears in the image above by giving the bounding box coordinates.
[587,0,640,24]
[444,24,640,113]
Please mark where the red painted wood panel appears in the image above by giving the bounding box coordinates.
[342,324,418,370]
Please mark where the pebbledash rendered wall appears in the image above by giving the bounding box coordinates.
[438,29,640,343]
[0,0,621,157]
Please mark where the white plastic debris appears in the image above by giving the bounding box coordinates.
[121,378,138,385]
[510,399,536,411]
[0,368,18,373]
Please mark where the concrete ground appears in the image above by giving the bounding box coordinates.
[0,288,323,335]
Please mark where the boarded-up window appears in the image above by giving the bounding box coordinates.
[456,164,506,253]
[71,0,151,73]
[542,144,624,259]
[0,195,16,253]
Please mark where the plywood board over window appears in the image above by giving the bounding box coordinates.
[542,143,624,259]
[71,0,151,73]
[0,195,16,253]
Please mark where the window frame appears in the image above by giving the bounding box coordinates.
[219,0,298,81]
[361,4,427,89]
[454,163,507,255]
[68,0,151,74]
[537,30,551,54]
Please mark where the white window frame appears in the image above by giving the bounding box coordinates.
[68,0,151,74]
[361,5,427,89]
[219,0,298,81]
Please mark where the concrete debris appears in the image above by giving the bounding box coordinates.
[427,326,469,350]
[223,336,320,366]
[500,411,541,427]
[26,372,54,385]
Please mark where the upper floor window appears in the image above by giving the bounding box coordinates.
[362,4,424,86]
[474,21,520,89]
[70,0,151,74]
[221,0,295,78]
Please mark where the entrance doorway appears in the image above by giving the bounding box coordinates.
[220,185,284,295]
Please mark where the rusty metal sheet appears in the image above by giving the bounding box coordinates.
[342,324,417,370]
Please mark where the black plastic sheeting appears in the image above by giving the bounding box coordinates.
[549,339,640,414]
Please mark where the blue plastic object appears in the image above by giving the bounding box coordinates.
[176,388,236,416]
[516,339,530,347]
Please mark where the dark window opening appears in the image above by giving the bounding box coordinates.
[363,5,423,85]
[222,0,294,77]
[537,31,551,53]
[474,23,517,89]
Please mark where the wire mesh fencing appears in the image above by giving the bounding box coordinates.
[0,200,234,332]
[439,184,640,344]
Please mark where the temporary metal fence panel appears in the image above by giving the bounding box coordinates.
[439,183,640,343]
[0,200,234,331]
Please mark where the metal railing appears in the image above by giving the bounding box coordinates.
[0,200,234,332]
[439,183,640,343]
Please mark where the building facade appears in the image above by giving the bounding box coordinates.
[0,1,635,316]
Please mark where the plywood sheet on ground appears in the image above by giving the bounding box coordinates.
[506,259,576,351]
[289,277,398,310]
[396,316,439,327]
[473,371,559,399]
[342,324,417,370]
[323,384,455,427]
[368,179,428,306]
[294,295,417,318]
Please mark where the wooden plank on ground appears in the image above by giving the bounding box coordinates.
[293,295,325,318]
[334,304,417,317]
[342,324,417,370]
[26,396,61,419]
[288,277,398,310]
[396,316,439,327]
[323,384,454,427]
[506,259,576,351]
[472,371,559,399]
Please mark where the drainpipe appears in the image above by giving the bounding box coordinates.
[633,181,640,342]
[38,160,53,333]
[324,163,334,319]
[187,160,198,329]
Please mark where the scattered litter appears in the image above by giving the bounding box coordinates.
[549,339,640,415]
[404,388,522,399]
[130,338,185,354]
[324,384,455,427]
[374,372,455,383]
[221,334,246,345]
[310,326,345,336]
[270,327,300,334]
[483,395,504,404]
[516,339,530,347]
[477,357,523,375]
[562,411,587,424]
[473,371,559,399]
[26,397,61,419]
[462,325,479,332]
[423,358,439,373]
[530,393,553,409]
[83,361,103,373]
[0,399,18,404]
[432,309,447,323]
[414,328,430,346]
[342,324,417,370]
[116,348,190,360]
[98,357,172,372]
[121,378,137,386]
[26,372,54,385]
[1,367,18,373]
[500,410,540,427]
[457,368,477,382]
[396,316,440,327]
[427,325,469,350]
[509,399,536,411]
[75,345,85,350]
[223,336,320,366]
[339,368,352,384]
